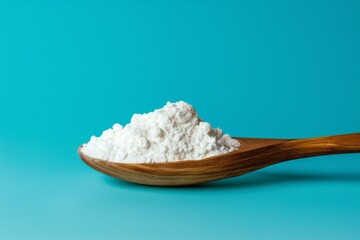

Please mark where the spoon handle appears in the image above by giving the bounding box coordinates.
[283,133,360,160]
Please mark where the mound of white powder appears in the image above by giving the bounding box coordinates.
[81,101,240,163]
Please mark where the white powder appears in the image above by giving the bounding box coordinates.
[81,101,240,163]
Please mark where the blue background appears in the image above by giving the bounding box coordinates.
[1,0,359,239]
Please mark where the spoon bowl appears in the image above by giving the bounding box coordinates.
[78,133,360,186]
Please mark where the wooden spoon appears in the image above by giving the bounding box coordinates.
[78,133,360,186]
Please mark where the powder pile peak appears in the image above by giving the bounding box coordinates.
[81,101,240,163]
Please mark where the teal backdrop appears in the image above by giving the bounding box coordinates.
[1,0,359,239]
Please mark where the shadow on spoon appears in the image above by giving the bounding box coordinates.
[102,169,360,190]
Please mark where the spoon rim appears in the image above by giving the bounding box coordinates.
[78,139,245,166]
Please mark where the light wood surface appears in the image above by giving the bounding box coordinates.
[78,133,360,186]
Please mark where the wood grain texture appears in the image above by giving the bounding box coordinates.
[78,133,360,186]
